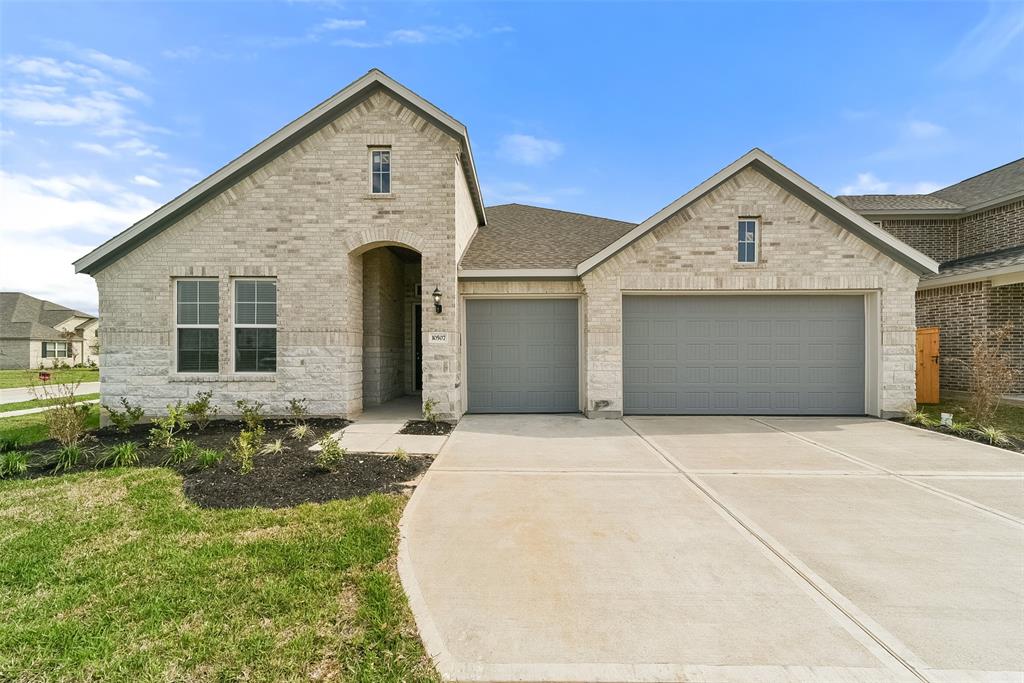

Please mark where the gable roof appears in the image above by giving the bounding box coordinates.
[75,69,486,275]
[460,204,636,272]
[577,148,939,276]
[837,157,1024,215]
[0,292,95,341]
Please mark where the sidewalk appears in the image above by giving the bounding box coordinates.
[0,382,101,404]
[0,399,101,419]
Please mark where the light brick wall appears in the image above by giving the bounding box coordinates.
[581,167,919,417]
[454,159,478,262]
[93,90,464,419]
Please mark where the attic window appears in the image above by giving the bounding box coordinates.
[370,148,391,194]
[737,219,758,263]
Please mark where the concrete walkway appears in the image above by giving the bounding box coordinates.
[0,382,100,404]
[400,414,1023,682]
[321,395,448,455]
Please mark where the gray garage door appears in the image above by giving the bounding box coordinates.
[466,299,579,413]
[623,295,865,415]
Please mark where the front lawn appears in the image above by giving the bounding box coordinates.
[0,405,101,447]
[0,468,438,682]
[920,399,1024,439]
[0,367,99,389]
[0,393,101,414]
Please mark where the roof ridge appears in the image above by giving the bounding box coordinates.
[930,156,1024,196]
[488,202,636,226]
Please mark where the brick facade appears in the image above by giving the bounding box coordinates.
[875,200,1023,264]
[94,90,467,419]
[581,167,919,418]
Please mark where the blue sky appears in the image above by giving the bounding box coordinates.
[2,1,1022,313]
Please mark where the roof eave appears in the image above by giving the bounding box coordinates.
[75,69,486,274]
[458,268,580,279]
[918,263,1024,290]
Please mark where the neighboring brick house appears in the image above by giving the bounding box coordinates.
[75,69,938,420]
[0,292,99,369]
[838,160,1024,395]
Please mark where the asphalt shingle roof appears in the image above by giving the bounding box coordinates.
[922,245,1024,281]
[837,157,1024,213]
[461,204,636,270]
[0,292,94,340]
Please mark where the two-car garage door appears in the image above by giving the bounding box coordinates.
[623,295,865,415]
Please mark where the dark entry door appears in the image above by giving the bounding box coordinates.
[414,304,423,391]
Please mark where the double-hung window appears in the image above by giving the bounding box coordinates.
[370,148,391,194]
[176,280,219,373]
[42,341,69,358]
[234,280,277,373]
[737,218,758,264]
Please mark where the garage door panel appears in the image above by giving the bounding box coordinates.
[624,295,865,415]
[467,299,579,414]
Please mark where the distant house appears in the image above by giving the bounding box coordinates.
[0,292,99,370]
[839,159,1023,395]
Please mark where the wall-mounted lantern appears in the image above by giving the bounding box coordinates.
[432,287,443,314]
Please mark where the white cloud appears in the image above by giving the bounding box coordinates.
[317,18,366,31]
[838,172,944,195]
[115,138,168,159]
[940,3,1024,78]
[333,23,486,48]
[132,175,161,187]
[497,134,564,166]
[482,181,582,206]
[906,119,945,139]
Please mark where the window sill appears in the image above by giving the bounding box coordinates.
[734,262,761,268]
[169,373,277,383]
[365,193,396,200]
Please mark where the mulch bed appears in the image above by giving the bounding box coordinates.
[9,418,433,508]
[399,420,454,436]
[894,419,1024,453]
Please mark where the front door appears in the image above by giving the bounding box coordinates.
[414,304,423,391]
[916,327,940,404]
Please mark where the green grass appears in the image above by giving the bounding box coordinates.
[0,393,100,414]
[920,399,1024,438]
[0,367,99,389]
[0,405,101,446]
[0,468,438,682]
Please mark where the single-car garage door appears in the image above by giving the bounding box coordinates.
[466,299,579,413]
[623,295,865,415]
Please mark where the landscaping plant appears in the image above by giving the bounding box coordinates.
[964,323,1020,425]
[235,399,265,432]
[422,397,440,424]
[231,430,262,475]
[52,444,84,473]
[37,381,91,449]
[105,397,145,434]
[261,438,288,455]
[288,423,313,441]
[287,397,310,424]
[948,420,974,438]
[0,451,29,479]
[972,425,1012,447]
[148,402,189,449]
[98,441,141,468]
[391,446,410,463]
[164,438,200,466]
[315,435,346,471]
[196,448,225,469]
[904,409,938,428]
[184,391,218,430]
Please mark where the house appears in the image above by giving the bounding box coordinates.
[0,292,99,370]
[839,160,1024,395]
[74,69,939,420]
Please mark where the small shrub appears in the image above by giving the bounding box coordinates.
[184,391,218,430]
[36,380,91,448]
[105,397,145,434]
[391,446,410,463]
[98,441,141,468]
[288,423,313,441]
[904,409,938,428]
[231,428,264,475]
[261,438,288,456]
[315,436,346,471]
[148,402,189,449]
[287,398,310,424]
[948,420,974,438]
[962,323,1020,425]
[0,436,23,454]
[971,425,1012,447]
[196,448,225,469]
[422,397,440,424]
[235,399,265,432]
[0,451,29,479]
[164,438,200,466]
[52,444,84,473]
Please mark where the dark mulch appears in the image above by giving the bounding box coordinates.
[11,417,433,508]
[399,420,454,436]
[894,419,1024,453]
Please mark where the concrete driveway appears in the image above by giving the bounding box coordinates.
[399,414,1024,683]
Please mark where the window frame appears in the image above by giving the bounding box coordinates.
[369,147,392,195]
[737,218,759,264]
[232,278,278,374]
[42,341,69,358]
[174,277,220,374]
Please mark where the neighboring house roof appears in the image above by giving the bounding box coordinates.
[75,68,486,275]
[460,204,636,272]
[918,245,1024,289]
[837,157,1024,216]
[0,292,95,341]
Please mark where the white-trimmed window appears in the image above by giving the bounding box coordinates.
[176,279,219,373]
[234,280,277,373]
[370,148,391,194]
[41,341,69,358]
[737,218,758,263]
